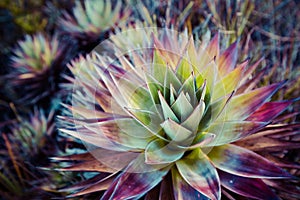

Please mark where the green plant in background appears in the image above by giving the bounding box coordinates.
[9,33,74,104]
[0,0,48,34]
[56,28,299,199]
[127,0,194,28]
[205,0,254,44]
[127,0,212,38]
[0,106,103,199]
[0,109,57,199]
[58,0,131,49]
[12,34,60,72]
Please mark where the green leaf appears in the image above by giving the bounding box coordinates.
[161,118,193,143]
[212,60,246,101]
[202,61,217,91]
[169,84,177,105]
[186,37,201,74]
[171,92,194,122]
[181,100,205,132]
[152,49,167,85]
[145,139,185,164]
[86,119,156,149]
[125,107,164,140]
[179,72,197,106]
[176,148,221,200]
[164,65,182,92]
[204,120,266,146]
[146,74,164,105]
[110,72,153,109]
[190,132,216,149]
[158,90,179,122]
[175,56,193,83]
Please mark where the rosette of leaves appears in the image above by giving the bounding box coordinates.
[0,109,58,198]
[9,33,74,105]
[58,0,131,51]
[56,29,299,199]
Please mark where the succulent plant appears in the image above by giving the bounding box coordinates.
[110,22,158,52]
[58,0,131,48]
[57,29,298,199]
[10,33,74,104]
[0,109,58,198]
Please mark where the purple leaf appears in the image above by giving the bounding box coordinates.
[208,144,291,178]
[159,172,175,200]
[219,170,279,200]
[67,174,115,197]
[101,155,170,200]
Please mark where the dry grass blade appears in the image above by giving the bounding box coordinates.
[2,133,23,186]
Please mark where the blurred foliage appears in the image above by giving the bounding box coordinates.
[0,109,56,198]
[0,0,47,34]
[0,108,94,199]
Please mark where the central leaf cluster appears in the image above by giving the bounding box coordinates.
[122,50,216,165]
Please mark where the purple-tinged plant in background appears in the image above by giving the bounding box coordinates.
[9,33,74,105]
[58,0,131,50]
[0,109,57,198]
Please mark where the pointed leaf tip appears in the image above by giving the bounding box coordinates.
[224,83,284,120]
[217,41,238,76]
[247,101,293,122]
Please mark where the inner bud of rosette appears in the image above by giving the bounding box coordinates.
[142,71,213,164]
[115,55,216,165]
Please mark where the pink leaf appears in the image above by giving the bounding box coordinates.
[223,83,284,120]
[205,33,219,59]
[217,41,238,76]
[246,101,292,122]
